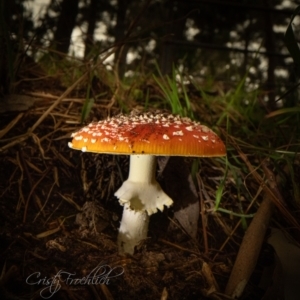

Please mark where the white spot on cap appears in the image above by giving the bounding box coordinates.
[82,146,87,152]
[141,139,150,143]
[202,126,210,133]
[83,138,88,142]
[173,130,184,136]
[74,135,83,141]
[91,138,96,143]
[68,142,73,148]
[201,135,209,141]
[101,137,110,142]
[186,126,193,131]
[193,135,199,138]
[163,134,170,140]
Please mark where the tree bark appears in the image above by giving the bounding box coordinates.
[159,2,174,75]
[84,0,99,58]
[53,0,79,55]
[114,0,130,78]
[263,0,276,110]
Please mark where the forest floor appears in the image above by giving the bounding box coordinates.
[0,59,300,300]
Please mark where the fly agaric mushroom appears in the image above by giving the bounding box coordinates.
[68,111,226,254]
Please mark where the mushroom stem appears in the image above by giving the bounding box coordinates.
[118,206,149,254]
[115,155,173,254]
[127,154,156,182]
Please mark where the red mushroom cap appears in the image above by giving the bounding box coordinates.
[68,112,226,157]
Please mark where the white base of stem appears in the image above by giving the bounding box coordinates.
[117,205,149,255]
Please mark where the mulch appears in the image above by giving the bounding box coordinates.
[0,71,298,300]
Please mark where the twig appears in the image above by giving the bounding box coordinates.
[197,174,209,254]
[225,160,289,298]
[230,135,300,231]
[214,183,263,259]
[0,112,24,139]
[23,168,50,223]
[158,238,201,256]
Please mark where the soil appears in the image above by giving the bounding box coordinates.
[0,71,298,300]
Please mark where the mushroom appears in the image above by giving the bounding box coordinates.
[68,111,226,254]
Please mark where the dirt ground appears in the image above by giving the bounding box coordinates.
[0,72,299,300]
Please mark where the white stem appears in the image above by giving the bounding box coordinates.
[118,206,149,255]
[115,155,173,214]
[127,155,156,183]
[115,155,173,254]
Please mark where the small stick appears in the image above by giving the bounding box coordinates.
[197,174,209,254]
[225,161,286,298]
